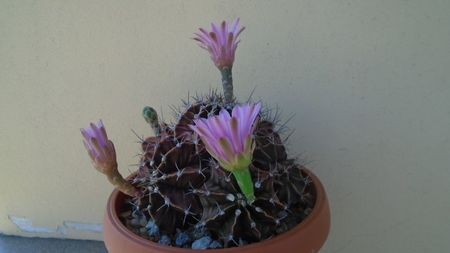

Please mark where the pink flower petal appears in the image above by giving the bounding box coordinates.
[81,120,116,170]
[194,19,244,69]
[189,103,261,170]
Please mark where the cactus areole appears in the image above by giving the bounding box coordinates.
[82,19,330,250]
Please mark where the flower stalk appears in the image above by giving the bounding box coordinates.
[194,19,244,106]
[221,67,234,106]
[104,164,139,197]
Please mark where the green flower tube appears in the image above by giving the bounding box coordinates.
[232,168,255,204]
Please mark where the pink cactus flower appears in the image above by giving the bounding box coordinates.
[194,18,245,70]
[81,120,139,197]
[190,103,261,203]
[81,120,117,174]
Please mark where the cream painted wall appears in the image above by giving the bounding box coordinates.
[1,0,449,251]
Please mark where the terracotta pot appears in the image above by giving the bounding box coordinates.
[103,168,330,253]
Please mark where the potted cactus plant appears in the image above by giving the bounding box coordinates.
[81,19,330,253]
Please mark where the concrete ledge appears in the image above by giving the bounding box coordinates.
[0,234,107,253]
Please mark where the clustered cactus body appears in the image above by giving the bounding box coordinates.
[133,96,224,234]
[83,19,316,249]
[123,93,314,248]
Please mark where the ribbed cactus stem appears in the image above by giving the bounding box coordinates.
[142,106,161,136]
[232,167,255,204]
[220,67,234,106]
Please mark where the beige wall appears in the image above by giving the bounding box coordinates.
[1,0,449,251]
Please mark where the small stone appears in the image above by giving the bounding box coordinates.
[130,218,140,228]
[278,210,289,218]
[145,220,160,237]
[276,227,286,234]
[139,227,147,235]
[191,236,212,250]
[191,227,209,240]
[119,211,131,218]
[226,194,235,202]
[145,220,156,229]
[139,216,148,227]
[238,238,248,246]
[158,235,171,246]
[131,211,141,218]
[209,240,222,249]
[175,231,191,246]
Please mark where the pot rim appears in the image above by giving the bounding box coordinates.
[106,168,327,252]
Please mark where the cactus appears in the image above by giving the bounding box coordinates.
[142,106,161,136]
[133,94,223,234]
[120,91,314,248]
[83,19,315,249]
